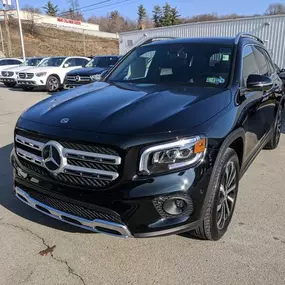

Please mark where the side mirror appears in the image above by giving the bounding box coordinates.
[63,63,69,68]
[246,74,273,91]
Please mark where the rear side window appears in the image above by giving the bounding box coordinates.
[242,46,259,86]
[0,60,6,65]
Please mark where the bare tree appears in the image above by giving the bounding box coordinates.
[266,3,285,15]
[22,6,41,35]
[22,5,42,14]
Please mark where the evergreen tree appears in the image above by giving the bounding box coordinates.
[170,7,180,25]
[43,1,59,16]
[137,4,147,29]
[152,5,162,27]
[161,2,172,26]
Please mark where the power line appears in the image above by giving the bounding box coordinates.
[73,0,138,14]
[57,0,112,17]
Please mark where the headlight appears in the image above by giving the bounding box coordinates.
[90,74,102,81]
[139,136,207,175]
[36,72,47,77]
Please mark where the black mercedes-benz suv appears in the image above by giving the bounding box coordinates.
[11,33,284,240]
[63,55,121,89]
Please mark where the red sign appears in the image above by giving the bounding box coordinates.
[57,17,81,26]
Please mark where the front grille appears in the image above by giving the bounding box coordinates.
[24,188,123,223]
[1,71,14,77]
[19,73,34,79]
[66,75,91,83]
[15,130,122,189]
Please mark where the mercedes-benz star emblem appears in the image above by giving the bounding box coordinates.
[60,118,69,124]
[75,75,81,82]
[42,141,65,173]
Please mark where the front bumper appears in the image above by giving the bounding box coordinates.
[15,186,132,237]
[0,77,16,83]
[11,145,214,238]
[17,77,46,87]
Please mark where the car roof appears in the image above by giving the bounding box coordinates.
[0,58,23,61]
[145,37,236,47]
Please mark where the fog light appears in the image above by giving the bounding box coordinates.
[153,194,194,218]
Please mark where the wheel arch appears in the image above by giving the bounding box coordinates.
[200,127,245,219]
[48,73,61,82]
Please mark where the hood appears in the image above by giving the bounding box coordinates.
[0,65,20,72]
[3,65,37,72]
[22,66,59,73]
[67,67,107,76]
[21,82,231,136]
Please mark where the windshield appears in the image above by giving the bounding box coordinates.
[86,57,119,68]
[39,57,66,67]
[22,58,43,67]
[108,43,233,87]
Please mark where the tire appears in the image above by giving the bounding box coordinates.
[4,82,16,88]
[264,104,283,150]
[46,75,60,92]
[22,86,34,91]
[191,148,240,241]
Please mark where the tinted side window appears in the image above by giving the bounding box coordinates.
[64,58,77,67]
[109,57,119,66]
[75,58,88,66]
[0,60,6,65]
[242,46,259,86]
[253,47,269,76]
[6,59,21,65]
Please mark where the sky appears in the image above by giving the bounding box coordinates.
[18,0,279,20]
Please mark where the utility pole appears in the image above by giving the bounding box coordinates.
[15,0,25,60]
[3,3,12,57]
[83,29,86,56]
[0,24,4,55]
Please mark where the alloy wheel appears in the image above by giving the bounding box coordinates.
[216,161,237,230]
[275,108,283,145]
[48,77,59,91]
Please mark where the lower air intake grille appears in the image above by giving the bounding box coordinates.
[26,190,123,223]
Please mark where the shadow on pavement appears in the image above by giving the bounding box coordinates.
[0,143,89,233]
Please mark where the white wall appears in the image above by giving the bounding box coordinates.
[2,10,119,39]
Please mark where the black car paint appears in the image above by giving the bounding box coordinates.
[11,37,284,237]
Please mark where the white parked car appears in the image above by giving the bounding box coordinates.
[17,56,90,92]
[0,58,23,75]
[0,57,46,88]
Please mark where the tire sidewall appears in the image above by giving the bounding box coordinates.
[46,75,60,92]
[273,104,283,147]
[209,148,240,240]
[4,82,16,88]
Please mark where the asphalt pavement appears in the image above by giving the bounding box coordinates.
[0,85,285,285]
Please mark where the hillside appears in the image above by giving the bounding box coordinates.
[2,20,119,57]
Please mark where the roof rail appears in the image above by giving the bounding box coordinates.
[137,36,178,48]
[235,33,263,44]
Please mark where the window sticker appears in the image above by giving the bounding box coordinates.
[222,54,230,61]
[206,76,225,85]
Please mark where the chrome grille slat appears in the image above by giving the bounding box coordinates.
[19,73,34,79]
[16,135,44,151]
[14,131,121,188]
